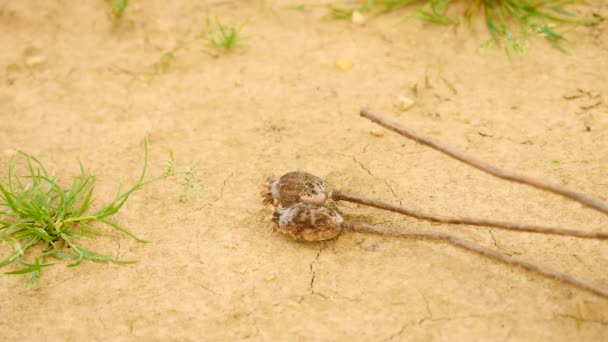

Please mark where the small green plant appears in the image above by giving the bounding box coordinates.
[154,45,184,75]
[145,30,192,83]
[0,141,174,285]
[179,162,204,203]
[201,17,249,52]
[164,152,204,203]
[294,1,598,55]
[105,0,129,18]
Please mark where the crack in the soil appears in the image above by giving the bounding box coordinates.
[383,179,403,206]
[193,282,219,296]
[350,154,373,178]
[215,172,234,204]
[309,243,326,295]
[192,172,234,211]
[386,311,503,340]
[338,151,402,204]
[387,291,433,340]
[385,321,413,340]
[485,228,512,256]
[386,292,519,340]
[294,243,332,303]
[418,291,433,325]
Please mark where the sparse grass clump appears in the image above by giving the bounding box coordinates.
[296,0,598,55]
[154,44,185,75]
[179,162,204,203]
[164,152,204,203]
[105,0,129,18]
[200,17,249,53]
[145,30,192,83]
[145,16,250,81]
[0,142,175,285]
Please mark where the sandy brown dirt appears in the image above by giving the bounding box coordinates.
[1,0,608,340]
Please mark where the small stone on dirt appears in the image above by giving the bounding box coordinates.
[370,128,385,137]
[335,58,353,71]
[397,95,415,111]
[25,55,47,67]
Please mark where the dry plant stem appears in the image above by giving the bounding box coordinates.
[360,107,608,216]
[331,191,608,240]
[343,221,608,299]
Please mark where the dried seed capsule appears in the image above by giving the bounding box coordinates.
[272,203,343,242]
[267,171,329,208]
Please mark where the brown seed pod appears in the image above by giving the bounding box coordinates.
[272,203,343,242]
[266,171,329,208]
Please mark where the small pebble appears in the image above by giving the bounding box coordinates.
[397,95,415,111]
[352,11,366,25]
[370,128,385,137]
[25,55,47,67]
[335,58,353,71]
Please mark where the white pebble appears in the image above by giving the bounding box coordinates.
[370,128,385,137]
[397,95,415,111]
[335,58,353,71]
[25,55,47,67]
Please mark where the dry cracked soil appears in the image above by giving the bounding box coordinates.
[1,0,608,340]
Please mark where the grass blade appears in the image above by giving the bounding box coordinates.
[5,257,53,275]
[99,219,150,243]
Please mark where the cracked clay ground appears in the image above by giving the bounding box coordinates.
[1,1,608,340]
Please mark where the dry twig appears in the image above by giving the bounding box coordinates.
[332,191,608,240]
[344,221,608,299]
[360,107,608,216]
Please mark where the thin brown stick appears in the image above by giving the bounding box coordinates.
[344,221,608,299]
[331,190,608,240]
[360,107,608,216]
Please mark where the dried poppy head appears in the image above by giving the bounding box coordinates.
[265,171,329,208]
[272,203,343,242]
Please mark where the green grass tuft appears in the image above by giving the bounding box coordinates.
[0,140,174,285]
[105,0,129,18]
[295,0,598,55]
[200,17,249,53]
